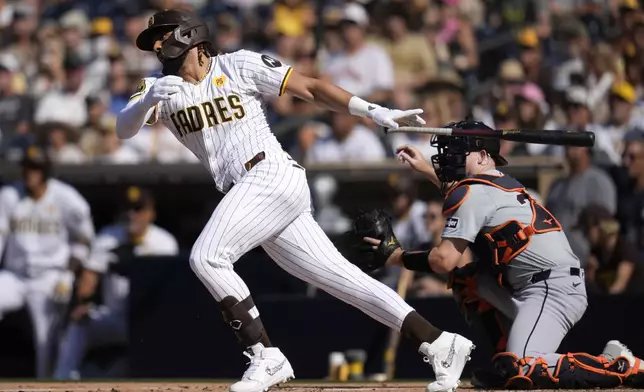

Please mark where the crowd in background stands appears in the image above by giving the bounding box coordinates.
[1,0,644,294]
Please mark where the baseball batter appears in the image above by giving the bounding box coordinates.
[0,147,95,378]
[359,120,644,389]
[117,9,474,392]
[53,187,178,380]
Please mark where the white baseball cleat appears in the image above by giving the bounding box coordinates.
[420,332,475,392]
[229,343,295,392]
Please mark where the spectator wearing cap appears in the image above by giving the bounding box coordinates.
[121,12,159,75]
[42,122,86,164]
[303,112,387,164]
[616,0,641,34]
[0,61,34,154]
[515,83,559,156]
[578,204,644,294]
[516,27,554,100]
[593,81,638,164]
[214,13,243,54]
[93,118,140,164]
[83,17,118,96]
[377,3,438,90]
[59,9,92,64]
[2,4,38,78]
[34,53,90,128]
[491,100,528,157]
[54,186,178,380]
[493,59,525,105]
[321,2,394,105]
[616,131,644,261]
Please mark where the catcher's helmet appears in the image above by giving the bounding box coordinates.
[430,120,508,193]
[136,9,212,61]
[21,146,52,178]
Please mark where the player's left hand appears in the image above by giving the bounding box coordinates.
[367,107,426,130]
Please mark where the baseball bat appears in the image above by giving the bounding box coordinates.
[383,268,415,380]
[389,127,595,147]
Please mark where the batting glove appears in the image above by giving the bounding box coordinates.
[142,75,184,107]
[367,106,426,130]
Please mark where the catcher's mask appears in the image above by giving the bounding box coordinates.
[136,9,213,75]
[430,120,508,194]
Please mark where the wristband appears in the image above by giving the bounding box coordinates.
[401,250,433,273]
[348,96,377,117]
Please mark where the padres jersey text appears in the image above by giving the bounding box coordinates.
[131,50,293,193]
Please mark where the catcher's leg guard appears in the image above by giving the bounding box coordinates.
[491,352,558,389]
[450,264,510,353]
[627,358,644,388]
[553,353,630,389]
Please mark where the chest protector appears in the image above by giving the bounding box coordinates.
[443,174,562,288]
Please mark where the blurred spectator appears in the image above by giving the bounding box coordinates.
[304,112,386,164]
[107,55,134,115]
[321,2,394,104]
[272,0,315,40]
[389,175,428,250]
[124,123,200,164]
[214,13,243,53]
[547,146,617,231]
[41,122,86,164]
[59,9,92,63]
[617,131,644,258]
[0,61,34,153]
[517,27,554,100]
[34,54,89,128]
[311,175,351,236]
[2,4,39,80]
[494,59,525,106]
[93,119,140,164]
[377,2,437,90]
[424,0,479,75]
[492,101,523,157]
[578,204,644,294]
[412,198,470,298]
[594,81,638,164]
[546,145,617,262]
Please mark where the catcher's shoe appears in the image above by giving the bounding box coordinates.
[420,332,476,392]
[602,340,644,387]
[229,343,294,392]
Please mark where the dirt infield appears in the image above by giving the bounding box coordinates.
[0,381,636,392]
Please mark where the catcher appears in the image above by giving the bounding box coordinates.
[350,120,644,389]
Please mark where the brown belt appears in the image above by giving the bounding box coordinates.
[244,151,304,172]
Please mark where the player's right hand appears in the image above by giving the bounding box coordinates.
[143,75,184,107]
[396,145,432,174]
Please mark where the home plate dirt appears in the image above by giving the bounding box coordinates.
[0,382,636,392]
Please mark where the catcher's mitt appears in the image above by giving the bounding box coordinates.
[338,209,401,273]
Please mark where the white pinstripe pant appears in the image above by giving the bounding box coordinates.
[189,159,413,330]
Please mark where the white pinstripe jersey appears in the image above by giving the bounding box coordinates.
[132,50,293,193]
[0,179,95,278]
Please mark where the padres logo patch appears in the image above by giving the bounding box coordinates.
[213,75,227,87]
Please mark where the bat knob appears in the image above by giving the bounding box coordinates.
[588,131,595,147]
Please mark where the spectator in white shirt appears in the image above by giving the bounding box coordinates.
[93,120,140,164]
[34,54,89,128]
[124,123,199,164]
[320,3,394,104]
[304,112,386,164]
[44,122,86,164]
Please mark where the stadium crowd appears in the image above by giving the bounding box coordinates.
[2,0,644,293]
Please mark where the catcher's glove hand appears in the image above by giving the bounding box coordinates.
[346,209,402,273]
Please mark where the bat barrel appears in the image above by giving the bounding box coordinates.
[496,129,595,147]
